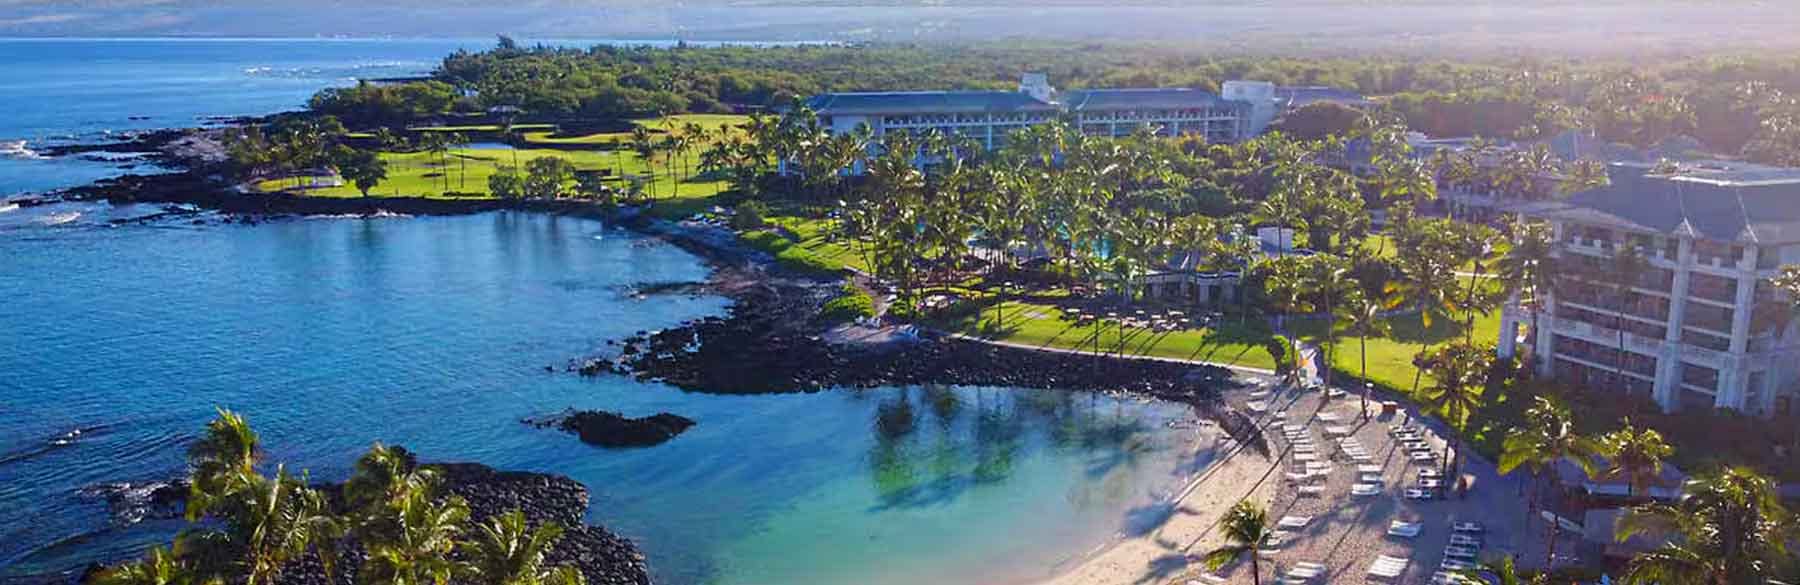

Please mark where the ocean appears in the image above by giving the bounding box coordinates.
[0,39,1202,585]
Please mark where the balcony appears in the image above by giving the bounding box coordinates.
[1686,273,1739,305]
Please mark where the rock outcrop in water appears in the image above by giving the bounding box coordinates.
[531,410,697,447]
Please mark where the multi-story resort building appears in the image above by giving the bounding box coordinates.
[801,74,1301,151]
[1499,162,1800,417]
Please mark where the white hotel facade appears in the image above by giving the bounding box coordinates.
[800,74,1289,151]
[1500,163,1800,417]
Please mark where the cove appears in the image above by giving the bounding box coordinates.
[0,210,1205,585]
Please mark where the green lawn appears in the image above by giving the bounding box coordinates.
[937,299,1282,371]
[264,116,748,202]
[407,123,557,133]
[1310,308,1504,395]
[521,114,749,146]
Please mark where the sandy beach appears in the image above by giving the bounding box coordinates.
[1038,379,1536,585]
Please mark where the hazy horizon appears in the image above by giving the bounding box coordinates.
[5,1,1800,57]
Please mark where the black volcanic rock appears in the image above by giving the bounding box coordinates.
[552,411,696,448]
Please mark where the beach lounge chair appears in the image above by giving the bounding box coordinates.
[1409,451,1437,463]
[1259,532,1285,553]
[1368,555,1409,579]
[1448,534,1481,547]
[1349,453,1374,464]
[1441,560,1477,572]
[1452,521,1485,533]
[1247,401,1269,413]
[1386,520,1423,538]
[1418,478,1444,490]
[1323,425,1351,437]
[1304,461,1332,475]
[1351,483,1382,496]
[1359,472,1384,484]
[1443,545,1479,560]
[1191,574,1228,585]
[1276,515,1312,530]
[1294,452,1318,462]
[1326,388,1349,399]
[1357,464,1383,473]
[1404,488,1435,500]
[1403,440,1432,451]
[1249,389,1272,400]
[1297,485,1325,497]
[1387,424,1416,435]
[1431,571,1478,584]
[1316,412,1342,423]
[1418,469,1445,479]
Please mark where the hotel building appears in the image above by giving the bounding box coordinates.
[1500,162,1800,416]
[800,74,1292,151]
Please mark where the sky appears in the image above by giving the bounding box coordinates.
[4,0,1800,55]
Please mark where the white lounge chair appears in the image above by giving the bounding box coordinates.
[1443,545,1479,559]
[1359,472,1384,484]
[1247,401,1269,413]
[1386,520,1423,538]
[1357,464,1383,474]
[1351,483,1382,496]
[1404,488,1434,500]
[1419,478,1445,489]
[1449,534,1481,547]
[1419,469,1446,479]
[1277,515,1312,530]
[1316,412,1343,423]
[1323,425,1352,437]
[1297,485,1325,497]
[1452,521,1484,533]
[1260,532,1285,552]
[1409,452,1437,463]
[1368,555,1409,579]
[1441,559,1477,571]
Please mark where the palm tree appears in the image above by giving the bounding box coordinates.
[1598,419,1674,500]
[1456,556,1546,585]
[1497,395,1601,566]
[95,547,203,585]
[358,488,470,585]
[1494,219,1558,356]
[1295,254,1357,391]
[1560,159,1610,196]
[1420,342,1492,479]
[186,408,262,521]
[628,126,659,203]
[1616,467,1798,585]
[1385,240,1463,395]
[463,510,585,585]
[1340,288,1392,417]
[1601,247,1652,399]
[1201,501,1274,585]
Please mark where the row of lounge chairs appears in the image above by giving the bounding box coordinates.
[1431,521,1487,583]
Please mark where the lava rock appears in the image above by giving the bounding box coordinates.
[556,411,696,448]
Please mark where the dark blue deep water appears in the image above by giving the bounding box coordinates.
[0,38,478,195]
[0,212,1201,585]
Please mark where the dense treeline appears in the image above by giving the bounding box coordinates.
[309,40,1800,166]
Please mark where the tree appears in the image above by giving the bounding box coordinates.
[95,547,203,585]
[1617,467,1797,585]
[1201,501,1274,585]
[1497,395,1600,566]
[1340,288,1392,417]
[627,126,660,202]
[337,149,389,197]
[1385,225,1464,394]
[524,157,575,200]
[1494,219,1558,355]
[489,167,526,199]
[186,408,262,522]
[1597,419,1674,500]
[463,510,585,585]
[1600,247,1652,399]
[1456,556,1546,585]
[1270,102,1369,141]
[357,487,470,585]
[1420,342,1492,479]
[177,411,342,585]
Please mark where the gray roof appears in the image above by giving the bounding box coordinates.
[805,91,1056,115]
[1517,163,1800,245]
[1062,88,1238,111]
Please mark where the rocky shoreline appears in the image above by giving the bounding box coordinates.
[60,463,651,585]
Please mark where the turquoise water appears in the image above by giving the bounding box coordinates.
[0,210,1203,585]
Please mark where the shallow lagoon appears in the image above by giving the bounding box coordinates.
[0,211,1205,584]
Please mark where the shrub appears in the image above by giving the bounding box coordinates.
[820,285,876,324]
[732,200,768,230]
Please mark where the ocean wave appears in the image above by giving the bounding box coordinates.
[1,139,46,160]
[241,61,432,80]
[35,211,82,226]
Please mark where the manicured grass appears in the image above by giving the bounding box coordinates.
[408,123,557,133]
[1361,233,1511,274]
[1312,308,1504,397]
[264,116,748,201]
[520,114,749,146]
[937,299,1282,371]
[762,215,870,273]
